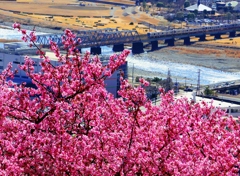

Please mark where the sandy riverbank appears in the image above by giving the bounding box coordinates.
[128,43,240,84]
[152,45,240,72]
[0,21,64,33]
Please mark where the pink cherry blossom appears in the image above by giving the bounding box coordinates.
[12,22,21,30]
[0,24,238,175]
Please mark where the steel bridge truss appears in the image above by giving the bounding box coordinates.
[36,28,141,48]
[79,30,141,47]
[36,34,63,47]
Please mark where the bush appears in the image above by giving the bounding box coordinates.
[152,77,162,83]
[164,13,175,22]
[156,2,164,8]
[135,76,141,82]
[204,86,214,96]
[184,1,190,8]
[176,12,184,21]
[187,12,195,21]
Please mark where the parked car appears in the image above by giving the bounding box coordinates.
[184,88,193,92]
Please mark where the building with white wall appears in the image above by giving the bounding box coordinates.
[0,42,127,97]
[180,91,240,118]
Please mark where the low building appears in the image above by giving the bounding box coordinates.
[185,91,240,118]
[0,42,127,97]
[185,3,212,12]
[216,1,226,10]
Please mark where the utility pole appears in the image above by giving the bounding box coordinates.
[197,69,201,95]
[132,63,134,86]
[175,78,178,95]
[184,76,186,88]
[166,68,172,92]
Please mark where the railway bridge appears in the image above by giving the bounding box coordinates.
[36,23,240,54]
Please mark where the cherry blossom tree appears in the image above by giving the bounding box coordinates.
[0,23,239,175]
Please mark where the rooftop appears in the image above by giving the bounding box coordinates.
[185,4,212,11]
[175,91,240,109]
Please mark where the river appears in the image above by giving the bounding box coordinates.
[1,27,240,86]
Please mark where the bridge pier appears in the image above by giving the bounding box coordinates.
[183,37,191,45]
[198,35,206,41]
[164,39,174,46]
[132,42,144,54]
[151,40,158,51]
[90,47,101,55]
[214,34,221,39]
[113,44,124,52]
[229,31,236,38]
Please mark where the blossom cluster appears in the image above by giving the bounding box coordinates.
[0,23,238,175]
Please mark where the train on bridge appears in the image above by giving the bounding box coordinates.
[35,23,240,54]
[147,23,240,38]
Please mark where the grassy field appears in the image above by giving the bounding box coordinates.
[0,0,167,33]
